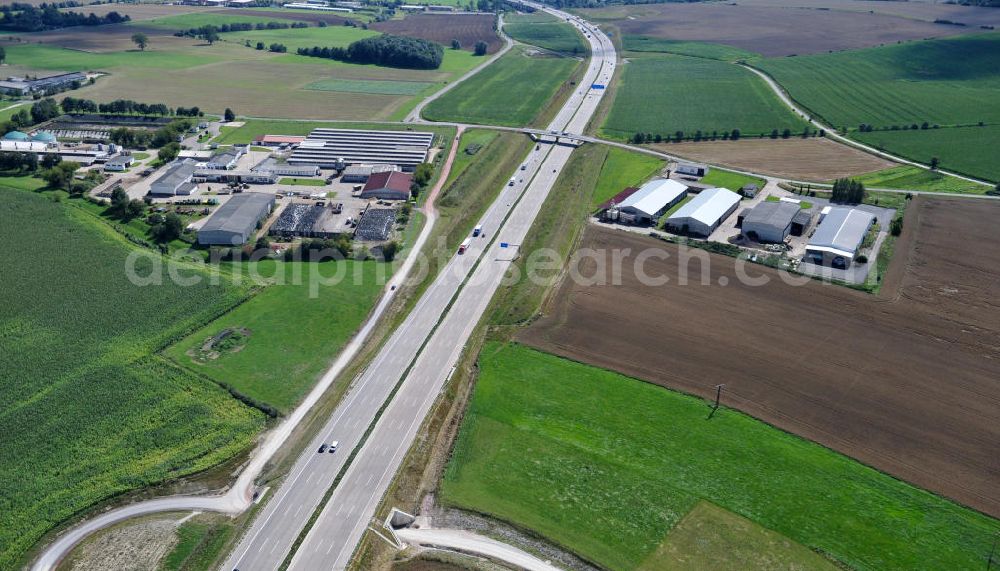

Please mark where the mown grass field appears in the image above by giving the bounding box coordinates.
[6,22,478,120]
[757,33,1000,130]
[304,78,433,95]
[166,260,390,413]
[699,167,765,192]
[504,12,588,55]
[853,125,1000,183]
[278,177,327,186]
[423,47,578,127]
[855,164,991,193]
[591,146,665,208]
[602,53,808,141]
[442,342,1000,571]
[0,190,262,571]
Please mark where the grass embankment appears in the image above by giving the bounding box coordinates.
[765,194,812,209]
[855,165,989,193]
[423,46,578,127]
[602,53,808,141]
[590,146,665,208]
[853,125,1000,183]
[757,33,1000,181]
[699,167,764,192]
[279,177,326,186]
[166,260,391,413]
[160,514,235,571]
[0,190,263,570]
[504,12,589,55]
[443,342,1000,571]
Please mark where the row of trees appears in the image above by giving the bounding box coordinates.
[108,118,194,149]
[630,125,828,144]
[830,178,866,204]
[296,34,444,70]
[0,3,129,32]
[173,20,309,41]
[62,96,203,117]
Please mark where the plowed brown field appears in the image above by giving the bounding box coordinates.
[657,138,895,182]
[373,14,502,54]
[519,197,1000,517]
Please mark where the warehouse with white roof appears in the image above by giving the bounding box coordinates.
[614,178,687,225]
[664,187,741,237]
[805,207,875,269]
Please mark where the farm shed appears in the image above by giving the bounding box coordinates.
[149,160,198,196]
[253,158,320,177]
[341,164,397,183]
[194,170,277,184]
[791,209,813,236]
[197,192,276,246]
[741,201,799,243]
[289,128,433,170]
[664,187,741,237]
[610,178,687,225]
[103,155,134,172]
[805,207,875,269]
[252,135,307,147]
[360,171,413,201]
[204,147,245,170]
[675,162,709,177]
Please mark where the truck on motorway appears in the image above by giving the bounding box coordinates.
[473,224,483,237]
[458,238,471,254]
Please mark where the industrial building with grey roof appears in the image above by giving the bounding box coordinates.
[805,207,875,268]
[288,128,432,170]
[741,201,800,243]
[197,193,276,246]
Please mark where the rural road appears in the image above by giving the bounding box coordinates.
[739,63,993,187]
[30,96,470,571]
[395,528,563,571]
[225,6,615,571]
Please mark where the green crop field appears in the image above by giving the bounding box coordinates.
[443,342,1000,571]
[757,33,1000,130]
[166,260,390,413]
[602,54,808,141]
[855,165,991,193]
[4,42,223,71]
[223,24,377,51]
[623,36,758,62]
[700,168,765,193]
[504,13,588,55]
[423,47,578,127]
[305,78,433,95]
[591,146,665,208]
[853,125,1000,183]
[0,190,262,570]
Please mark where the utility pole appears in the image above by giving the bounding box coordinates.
[707,384,725,420]
[713,384,725,409]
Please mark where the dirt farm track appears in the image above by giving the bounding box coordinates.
[519,197,1000,517]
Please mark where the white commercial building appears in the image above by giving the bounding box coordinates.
[664,187,741,237]
[613,178,687,225]
[805,207,875,269]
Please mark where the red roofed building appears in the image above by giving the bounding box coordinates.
[599,186,639,210]
[361,170,413,201]
[252,135,307,146]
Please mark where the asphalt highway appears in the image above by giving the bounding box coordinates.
[223,6,616,571]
